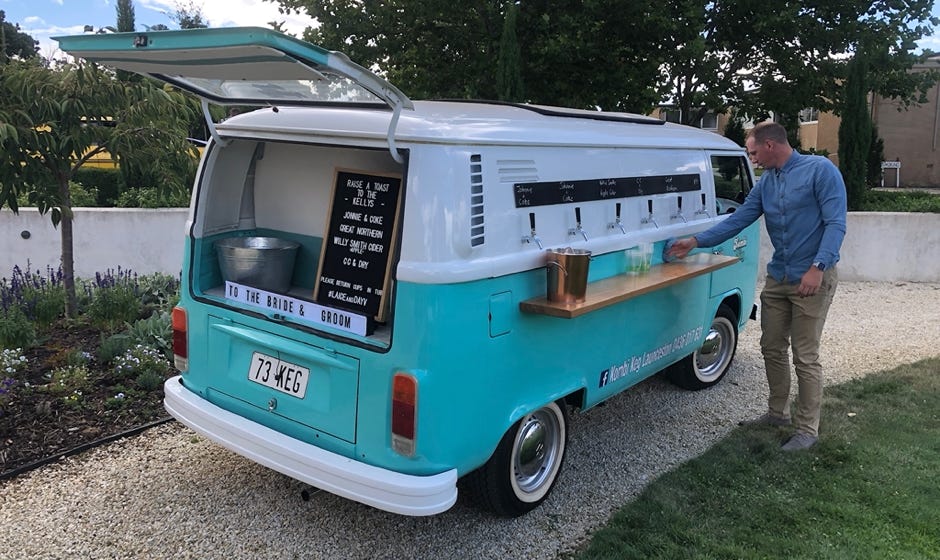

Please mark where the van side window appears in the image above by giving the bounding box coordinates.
[711,155,752,214]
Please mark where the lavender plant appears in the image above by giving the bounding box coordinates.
[0,263,65,328]
[85,267,142,331]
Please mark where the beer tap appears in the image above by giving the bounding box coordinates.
[568,206,589,241]
[670,196,687,223]
[522,211,543,249]
[694,193,711,218]
[608,202,626,234]
[640,199,659,228]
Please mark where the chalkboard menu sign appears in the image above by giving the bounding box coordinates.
[513,173,701,207]
[315,169,403,325]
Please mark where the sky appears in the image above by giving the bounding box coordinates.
[1,0,316,59]
[4,0,940,61]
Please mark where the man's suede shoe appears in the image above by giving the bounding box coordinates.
[739,412,792,427]
[781,433,818,451]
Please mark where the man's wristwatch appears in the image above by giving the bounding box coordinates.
[813,262,826,271]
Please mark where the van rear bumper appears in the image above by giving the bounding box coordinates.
[163,376,458,516]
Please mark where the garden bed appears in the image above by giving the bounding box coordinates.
[1,267,176,476]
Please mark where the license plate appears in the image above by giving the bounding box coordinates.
[248,352,309,399]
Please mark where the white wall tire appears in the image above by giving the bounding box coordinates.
[464,401,568,516]
[666,304,738,390]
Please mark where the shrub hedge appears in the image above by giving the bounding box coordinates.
[862,190,940,213]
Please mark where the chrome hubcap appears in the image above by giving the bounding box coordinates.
[513,408,562,494]
[694,317,734,381]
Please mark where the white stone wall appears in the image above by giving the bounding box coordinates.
[1,208,937,282]
[757,212,940,283]
[1,208,189,279]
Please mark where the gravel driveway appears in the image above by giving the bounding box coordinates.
[1,281,938,559]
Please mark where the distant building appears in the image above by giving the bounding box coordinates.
[870,56,940,187]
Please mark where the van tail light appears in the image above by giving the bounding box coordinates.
[172,306,189,372]
[391,373,417,457]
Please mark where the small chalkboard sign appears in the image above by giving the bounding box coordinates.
[315,169,403,325]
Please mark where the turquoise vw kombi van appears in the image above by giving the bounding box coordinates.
[58,27,759,517]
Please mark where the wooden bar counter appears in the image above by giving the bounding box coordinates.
[520,253,739,319]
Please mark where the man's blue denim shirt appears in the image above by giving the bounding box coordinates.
[696,151,847,283]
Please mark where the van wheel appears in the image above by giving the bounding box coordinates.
[464,401,567,517]
[666,304,738,390]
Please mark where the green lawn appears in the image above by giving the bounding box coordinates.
[573,357,940,560]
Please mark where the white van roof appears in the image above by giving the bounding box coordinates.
[220,101,741,151]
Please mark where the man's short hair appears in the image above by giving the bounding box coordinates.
[748,122,788,145]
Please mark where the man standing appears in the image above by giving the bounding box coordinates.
[667,121,847,451]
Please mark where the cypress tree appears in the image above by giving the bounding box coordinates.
[838,50,871,210]
[723,112,745,147]
[777,112,802,150]
[115,0,136,82]
[867,124,885,187]
[116,0,135,32]
[496,3,524,102]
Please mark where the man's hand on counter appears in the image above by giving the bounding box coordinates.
[666,237,698,260]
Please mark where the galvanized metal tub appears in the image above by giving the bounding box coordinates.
[215,236,300,293]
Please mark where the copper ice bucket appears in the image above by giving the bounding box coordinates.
[545,248,591,303]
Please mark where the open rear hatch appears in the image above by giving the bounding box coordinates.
[55,26,413,161]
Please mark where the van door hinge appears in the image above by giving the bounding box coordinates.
[387,100,404,163]
[202,99,230,148]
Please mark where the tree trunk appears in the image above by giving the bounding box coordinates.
[58,177,77,317]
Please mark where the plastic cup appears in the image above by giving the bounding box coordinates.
[625,243,653,274]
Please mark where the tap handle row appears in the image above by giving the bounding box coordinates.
[532,193,708,241]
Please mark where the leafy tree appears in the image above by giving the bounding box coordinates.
[745,0,938,119]
[838,50,872,211]
[272,0,670,112]
[514,1,669,111]
[0,60,198,315]
[0,10,39,62]
[657,1,938,126]
[653,1,746,126]
[172,1,209,29]
[270,0,935,121]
